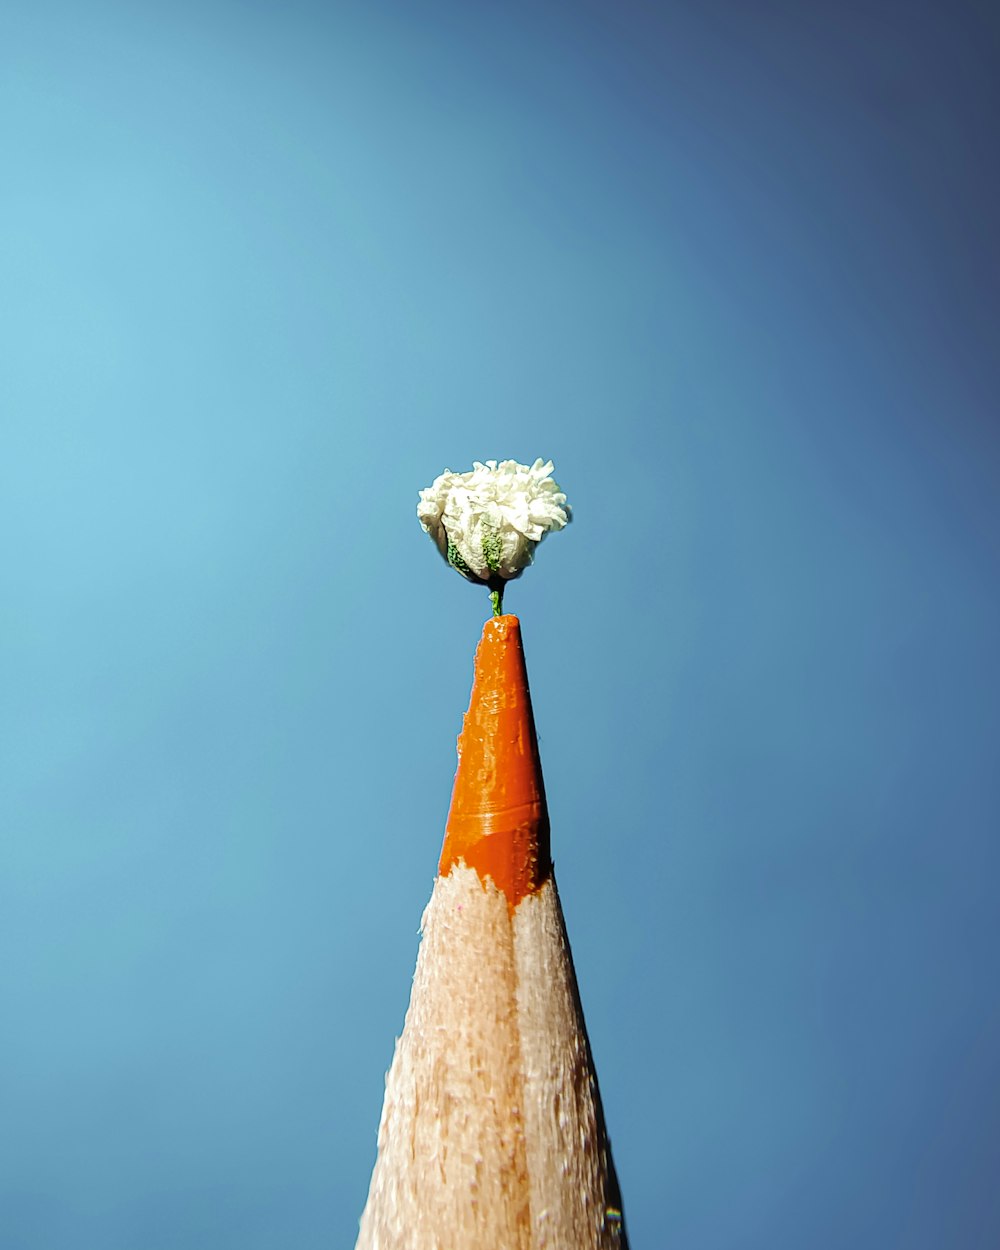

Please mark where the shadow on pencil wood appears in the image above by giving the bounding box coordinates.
[550,871,630,1250]
[512,870,631,1250]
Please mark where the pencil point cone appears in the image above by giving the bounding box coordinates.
[439,614,552,909]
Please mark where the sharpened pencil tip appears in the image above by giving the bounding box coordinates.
[439,615,552,910]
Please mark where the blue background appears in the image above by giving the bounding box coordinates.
[2,2,999,1246]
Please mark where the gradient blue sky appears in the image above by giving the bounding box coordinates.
[2,2,999,1247]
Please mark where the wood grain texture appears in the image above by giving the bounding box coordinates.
[355,865,628,1250]
[514,881,626,1249]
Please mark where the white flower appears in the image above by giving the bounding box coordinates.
[417,459,571,586]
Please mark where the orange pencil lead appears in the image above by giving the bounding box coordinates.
[439,614,551,910]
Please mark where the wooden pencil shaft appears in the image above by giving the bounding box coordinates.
[357,615,628,1247]
[355,868,628,1249]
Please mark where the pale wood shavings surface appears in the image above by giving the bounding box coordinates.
[514,881,626,1249]
[356,868,626,1250]
[356,866,530,1250]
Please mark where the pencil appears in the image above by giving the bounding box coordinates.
[356,614,628,1249]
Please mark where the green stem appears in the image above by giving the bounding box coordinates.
[489,580,505,617]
